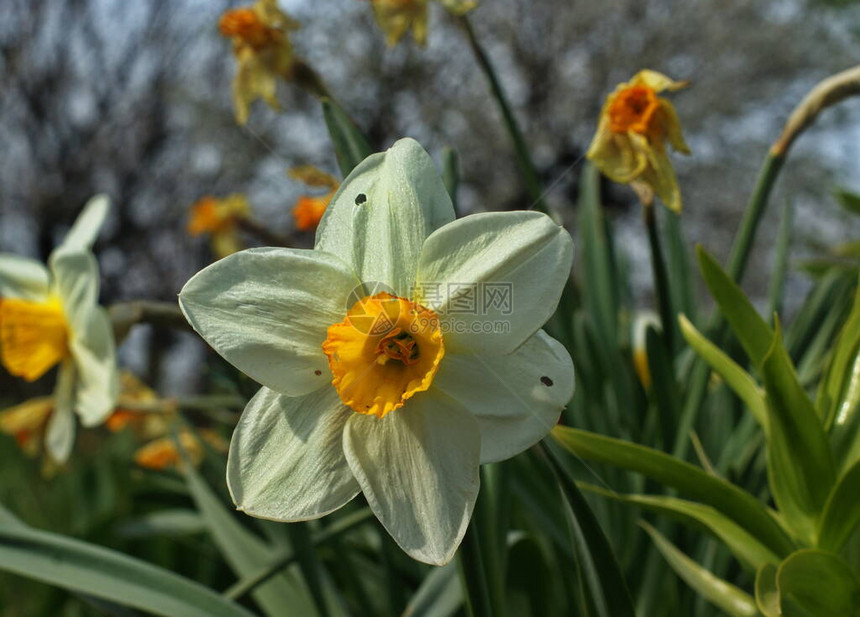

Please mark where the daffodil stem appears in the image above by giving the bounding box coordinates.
[456,519,495,617]
[109,301,190,341]
[643,201,676,354]
[458,15,547,213]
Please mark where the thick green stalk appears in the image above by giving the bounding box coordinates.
[458,15,547,212]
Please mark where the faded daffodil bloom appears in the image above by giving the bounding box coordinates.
[0,397,55,457]
[587,70,691,212]
[219,0,301,125]
[631,311,659,391]
[289,165,340,232]
[180,139,574,565]
[370,0,477,46]
[188,194,251,258]
[0,196,119,463]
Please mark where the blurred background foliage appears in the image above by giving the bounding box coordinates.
[3,0,860,615]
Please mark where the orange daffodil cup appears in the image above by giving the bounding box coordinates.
[586,70,691,212]
[0,196,119,463]
[179,139,574,565]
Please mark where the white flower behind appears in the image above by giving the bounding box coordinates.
[0,195,120,463]
[179,139,575,565]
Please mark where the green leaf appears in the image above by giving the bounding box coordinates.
[321,98,373,177]
[697,246,774,366]
[115,510,205,539]
[0,521,255,617]
[640,521,758,617]
[834,188,860,216]
[819,279,860,469]
[679,315,768,429]
[542,439,636,617]
[818,458,860,551]
[761,323,836,544]
[777,549,860,617]
[645,325,681,449]
[579,484,779,570]
[401,563,461,617]
[182,463,320,617]
[441,146,460,215]
[755,563,780,617]
[551,425,796,558]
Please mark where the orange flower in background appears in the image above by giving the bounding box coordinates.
[369,0,477,46]
[0,397,54,457]
[105,372,173,438]
[587,70,690,212]
[288,165,340,232]
[219,0,301,124]
[188,194,251,258]
[134,429,227,471]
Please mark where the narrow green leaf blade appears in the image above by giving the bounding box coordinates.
[321,98,373,177]
[551,425,795,558]
[640,522,758,617]
[818,459,860,551]
[401,563,461,617]
[761,324,836,544]
[0,523,255,617]
[697,245,774,366]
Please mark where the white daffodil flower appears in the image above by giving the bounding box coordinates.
[0,195,119,463]
[179,139,575,565]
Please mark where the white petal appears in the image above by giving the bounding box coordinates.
[57,194,110,253]
[343,394,481,565]
[179,248,361,397]
[315,138,455,297]
[46,361,77,464]
[433,330,574,463]
[0,254,50,301]
[227,386,359,521]
[415,211,573,355]
[50,251,99,334]
[70,307,120,426]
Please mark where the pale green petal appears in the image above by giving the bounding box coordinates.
[56,194,110,253]
[432,330,574,463]
[50,251,99,334]
[315,138,455,297]
[179,247,360,397]
[46,361,76,464]
[70,307,119,426]
[415,211,574,355]
[343,394,481,565]
[0,254,50,301]
[227,387,359,521]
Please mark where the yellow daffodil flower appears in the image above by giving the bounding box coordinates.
[188,194,250,258]
[587,70,691,212]
[0,196,119,463]
[134,429,227,471]
[370,0,477,46]
[218,0,301,125]
[289,165,340,232]
[180,139,574,565]
[0,397,55,457]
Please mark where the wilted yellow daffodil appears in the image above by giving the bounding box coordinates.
[180,139,574,565]
[0,397,55,457]
[289,165,340,232]
[218,0,301,125]
[587,70,691,212]
[134,429,227,471]
[0,196,119,463]
[188,194,250,258]
[370,0,477,46]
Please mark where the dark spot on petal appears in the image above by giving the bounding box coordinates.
[540,376,554,387]
[314,370,322,376]
[355,193,367,205]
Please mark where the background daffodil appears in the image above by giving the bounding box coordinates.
[0,195,120,463]
[179,138,574,565]
[370,0,477,46]
[289,165,340,232]
[587,69,691,212]
[218,0,301,125]
[187,194,251,258]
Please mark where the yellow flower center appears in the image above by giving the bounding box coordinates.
[219,8,280,50]
[608,85,659,134]
[0,297,69,382]
[322,292,444,418]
